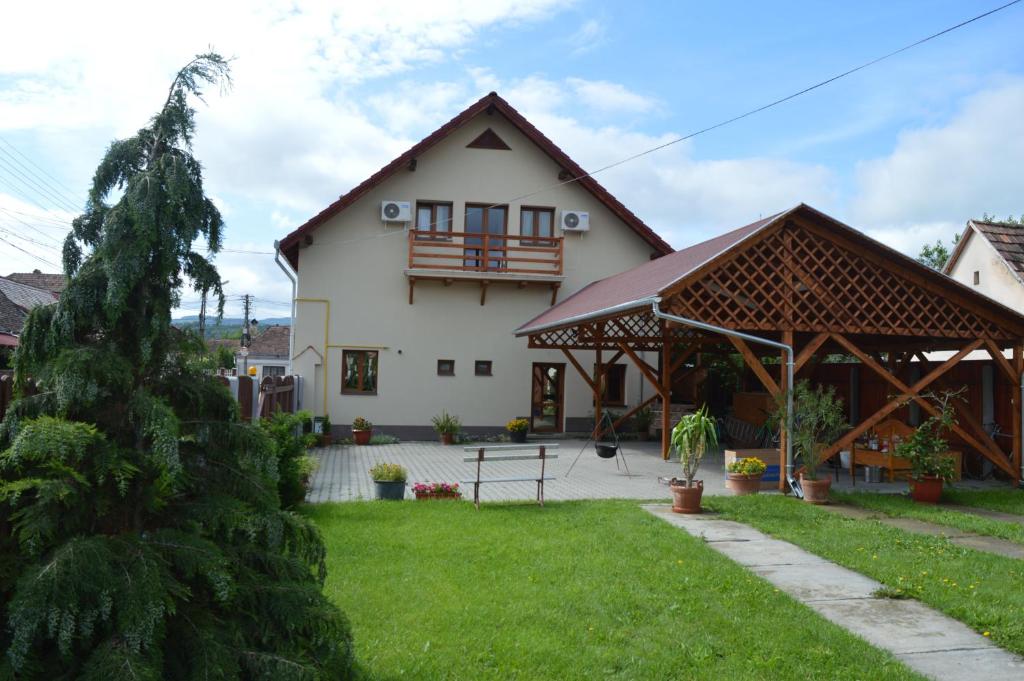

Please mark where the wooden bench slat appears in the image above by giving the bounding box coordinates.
[462,476,556,484]
[460,440,561,450]
[461,453,560,462]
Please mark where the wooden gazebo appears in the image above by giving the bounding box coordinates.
[517,204,1024,487]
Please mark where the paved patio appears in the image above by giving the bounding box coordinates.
[305,440,1006,503]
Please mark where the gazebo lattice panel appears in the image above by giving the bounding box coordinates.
[666,222,1008,341]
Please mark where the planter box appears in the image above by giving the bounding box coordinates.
[724,448,780,490]
[414,492,462,501]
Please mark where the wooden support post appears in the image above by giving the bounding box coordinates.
[594,328,603,441]
[1015,343,1023,485]
[794,332,828,373]
[661,321,672,460]
[780,330,792,492]
[728,335,780,397]
[560,348,596,393]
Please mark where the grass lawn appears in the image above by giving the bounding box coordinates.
[832,490,1024,545]
[303,499,922,680]
[707,494,1024,656]
[943,488,1024,515]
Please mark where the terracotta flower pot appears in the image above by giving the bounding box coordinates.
[800,475,831,504]
[910,475,944,504]
[415,492,461,500]
[318,434,333,447]
[727,472,763,496]
[670,479,704,514]
[352,429,372,446]
[439,432,454,445]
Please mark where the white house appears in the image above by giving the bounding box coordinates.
[944,219,1024,310]
[276,92,673,438]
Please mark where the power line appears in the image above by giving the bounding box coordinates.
[0,233,58,267]
[0,153,79,214]
[0,146,81,213]
[0,135,84,207]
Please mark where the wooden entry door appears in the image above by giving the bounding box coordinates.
[531,363,564,432]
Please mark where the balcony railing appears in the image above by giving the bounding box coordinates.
[407,229,563,277]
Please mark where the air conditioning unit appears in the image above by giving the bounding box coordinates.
[560,210,590,232]
[381,200,412,222]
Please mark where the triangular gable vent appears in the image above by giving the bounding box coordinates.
[467,128,511,150]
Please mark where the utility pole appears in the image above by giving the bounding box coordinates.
[198,286,207,339]
[241,294,252,375]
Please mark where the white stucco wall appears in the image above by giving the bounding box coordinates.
[291,111,663,433]
[947,230,1024,310]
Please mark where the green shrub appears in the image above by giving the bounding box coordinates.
[259,410,312,508]
[369,462,407,482]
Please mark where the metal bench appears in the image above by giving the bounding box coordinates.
[462,443,559,509]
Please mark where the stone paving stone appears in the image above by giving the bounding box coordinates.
[644,504,1024,681]
[948,534,1024,559]
[946,505,1024,526]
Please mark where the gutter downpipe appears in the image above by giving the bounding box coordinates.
[273,241,297,377]
[1020,374,1024,488]
[650,298,799,497]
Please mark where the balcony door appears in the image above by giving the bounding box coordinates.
[464,203,507,270]
[531,363,564,433]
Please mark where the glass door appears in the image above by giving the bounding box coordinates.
[531,363,564,432]
[464,204,507,270]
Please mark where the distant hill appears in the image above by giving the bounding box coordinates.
[173,316,291,325]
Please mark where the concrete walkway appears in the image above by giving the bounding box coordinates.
[306,440,1009,503]
[820,505,1024,560]
[644,505,1024,681]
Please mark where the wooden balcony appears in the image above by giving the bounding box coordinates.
[405,229,564,305]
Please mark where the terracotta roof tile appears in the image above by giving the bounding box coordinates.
[246,325,290,358]
[5,271,67,294]
[972,221,1024,277]
[0,277,58,312]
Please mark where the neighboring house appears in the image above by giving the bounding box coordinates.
[0,275,60,348]
[237,325,291,379]
[944,219,1024,310]
[4,269,67,296]
[278,92,672,438]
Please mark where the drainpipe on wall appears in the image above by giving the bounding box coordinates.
[649,299,799,496]
[273,241,297,371]
[1020,376,1024,488]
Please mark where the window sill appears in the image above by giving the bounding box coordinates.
[342,390,378,396]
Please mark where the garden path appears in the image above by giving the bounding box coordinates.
[821,504,1024,559]
[644,505,1024,681]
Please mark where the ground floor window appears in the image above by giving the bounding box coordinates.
[343,350,378,395]
[262,365,286,378]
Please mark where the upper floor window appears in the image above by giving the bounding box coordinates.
[521,207,554,246]
[973,271,980,285]
[342,350,378,395]
[437,359,455,376]
[416,201,453,239]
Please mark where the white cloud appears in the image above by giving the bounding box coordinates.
[851,79,1024,251]
[567,18,607,56]
[566,78,658,114]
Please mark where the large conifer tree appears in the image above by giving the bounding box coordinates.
[0,54,353,680]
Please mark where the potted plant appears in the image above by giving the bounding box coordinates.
[506,417,529,443]
[726,456,767,495]
[351,417,372,446]
[412,481,462,500]
[369,462,407,500]
[774,381,847,504]
[431,410,461,445]
[635,406,653,441]
[669,404,718,513]
[898,390,959,503]
[318,415,333,447]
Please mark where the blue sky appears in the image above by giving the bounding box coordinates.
[1,0,1023,317]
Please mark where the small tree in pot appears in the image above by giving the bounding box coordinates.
[669,405,718,513]
[773,381,847,504]
[898,389,959,503]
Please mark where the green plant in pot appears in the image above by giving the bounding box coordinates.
[669,404,718,513]
[318,414,333,446]
[725,456,767,496]
[773,380,847,504]
[432,410,461,445]
[369,462,407,500]
[506,417,529,443]
[635,406,653,441]
[897,389,959,503]
[351,416,372,445]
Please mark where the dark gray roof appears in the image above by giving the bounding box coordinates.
[5,270,67,294]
